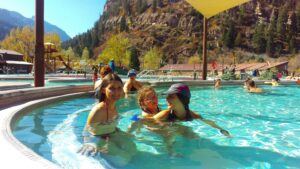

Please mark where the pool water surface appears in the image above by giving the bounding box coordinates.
[13,85,300,169]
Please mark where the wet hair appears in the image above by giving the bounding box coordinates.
[97,73,123,102]
[176,93,193,121]
[248,80,256,88]
[100,66,113,79]
[137,86,156,107]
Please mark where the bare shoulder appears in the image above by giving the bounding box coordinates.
[87,103,106,124]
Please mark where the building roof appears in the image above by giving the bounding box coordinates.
[159,61,288,72]
[0,49,23,56]
[5,60,32,65]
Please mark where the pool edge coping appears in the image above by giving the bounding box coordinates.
[1,92,93,169]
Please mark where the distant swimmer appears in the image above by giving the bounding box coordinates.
[247,80,264,93]
[264,77,280,86]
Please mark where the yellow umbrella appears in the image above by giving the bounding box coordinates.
[185,0,250,80]
[185,0,250,19]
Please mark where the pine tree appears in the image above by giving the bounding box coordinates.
[120,16,128,32]
[223,20,235,49]
[288,37,296,54]
[152,0,157,13]
[128,47,140,71]
[252,23,266,53]
[266,9,277,57]
[276,4,288,39]
[296,3,300,32]
[234,32,242,48]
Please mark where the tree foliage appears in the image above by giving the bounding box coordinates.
[0,26,61,62]
[97,33,130,66]
[143,47,162,70]
[128,47,140,71]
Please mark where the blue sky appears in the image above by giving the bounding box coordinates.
[0,0,106,38]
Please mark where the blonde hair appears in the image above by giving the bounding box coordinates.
[137,86,156,107]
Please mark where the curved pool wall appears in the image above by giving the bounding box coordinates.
[0,85,93,109]
[0,80,299,169]
[0,92,93,169]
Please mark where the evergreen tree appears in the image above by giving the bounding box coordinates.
[120,16,128,32]
[266,33,275,57]
[152,0,157,13]
[223,20,235,49]
[252,23,266,53]
[276,4,288,38]
[266,9,277,57]
[234,32,242,48]
[296,3,300,32]
[128,47,140,71]
[288,37,296,54]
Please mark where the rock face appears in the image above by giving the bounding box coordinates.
[100,0,204,62]
[64,0,299,62]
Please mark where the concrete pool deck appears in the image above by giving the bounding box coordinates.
[0,80,298,169]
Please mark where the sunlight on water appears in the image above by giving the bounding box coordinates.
[13,85,300,169]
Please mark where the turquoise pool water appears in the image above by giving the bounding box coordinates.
[13,85,300,169]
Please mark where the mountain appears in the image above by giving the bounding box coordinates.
[62,0,300,63]
[0,8,70,41]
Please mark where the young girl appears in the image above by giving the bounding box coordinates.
[153,83,230,136]
[78,73,136,167]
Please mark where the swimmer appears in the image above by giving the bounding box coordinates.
[153,83,230,137]
[264,77,280,86]
[247,80,264,93]
[123,69,142,95]
[78,73,136,167]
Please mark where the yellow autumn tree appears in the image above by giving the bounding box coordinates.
[143,47,162,70]
[97,33,130,66]
[0,26,62,63]
[0,26,35,62]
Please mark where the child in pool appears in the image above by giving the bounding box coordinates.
[78,73,136,167]
[153,83,230,137]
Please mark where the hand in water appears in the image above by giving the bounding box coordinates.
[220,129,230,137]
[77,143,99,156]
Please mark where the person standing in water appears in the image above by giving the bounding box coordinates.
[153,83,230,136]
[123,69,142,95]
[78,73,136,167]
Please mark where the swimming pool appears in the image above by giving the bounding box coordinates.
[13,85,300,169]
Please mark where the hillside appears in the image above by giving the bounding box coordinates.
[0,8,70,41]
[62,0,300,64]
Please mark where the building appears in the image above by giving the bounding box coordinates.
[0,49,33,74]
[158,61,289,77]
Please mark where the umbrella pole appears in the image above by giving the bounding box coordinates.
[34,0,45,87]
[202,17,208,80]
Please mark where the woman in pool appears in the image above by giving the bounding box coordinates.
[79,73,136,167]
[247,80,264,93]
[123,69,142,95]
[152,83,230,136]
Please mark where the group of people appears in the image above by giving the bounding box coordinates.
[214,76,281,93]
[78,67,230,167]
